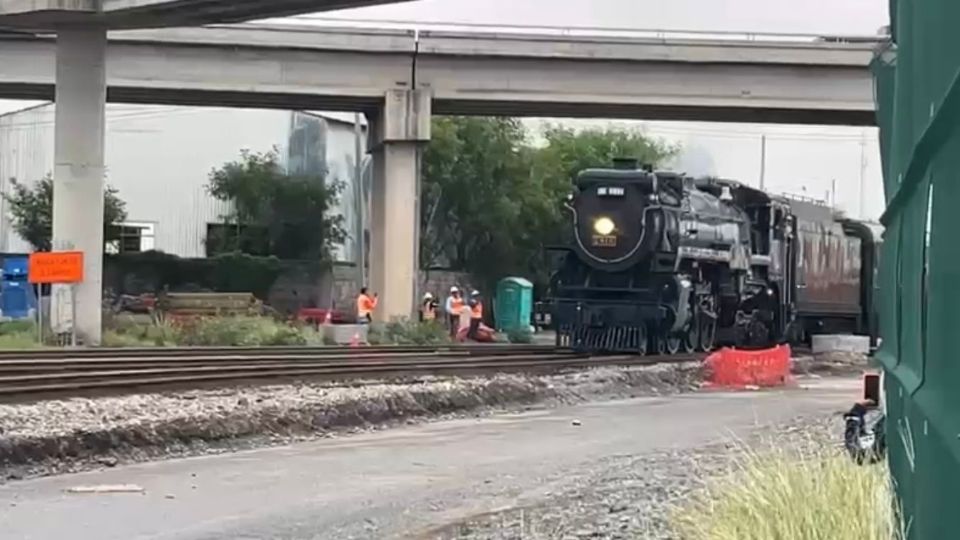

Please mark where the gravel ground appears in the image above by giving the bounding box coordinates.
[0,363,701,480]
[792,351,872,376]
[427,413,839,540]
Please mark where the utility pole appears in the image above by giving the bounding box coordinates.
[831,178,837,208]
[759,134,767,191]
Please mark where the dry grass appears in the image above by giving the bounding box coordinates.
[672,447,902,540]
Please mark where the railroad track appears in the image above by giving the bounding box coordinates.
[0,345,704,398]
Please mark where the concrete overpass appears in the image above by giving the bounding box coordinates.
[0,23,880,341]
[0,1,411,30]
[0,25,877,125]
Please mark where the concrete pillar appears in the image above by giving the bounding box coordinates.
[367,89,431,322]
[51,28,107,344]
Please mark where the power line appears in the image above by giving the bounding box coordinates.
[0,107,213,131]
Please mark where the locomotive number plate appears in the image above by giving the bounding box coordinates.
[591,235,617,247]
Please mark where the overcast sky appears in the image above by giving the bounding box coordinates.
[316,0,888,35]
[0,0,891,219]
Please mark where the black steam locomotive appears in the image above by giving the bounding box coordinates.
[545,159,879,354]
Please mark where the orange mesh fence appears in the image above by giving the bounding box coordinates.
[704,344,792,388]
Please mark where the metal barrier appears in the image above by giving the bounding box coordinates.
[872,1,960,537]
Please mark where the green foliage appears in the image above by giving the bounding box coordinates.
[175,316,309,346]
[369,318,450,345]
[103,313,178,346]
[0,331,42,349]
[0,320,40,349]
[208,252,284,299]
[102,330,158,348]
[106,250,284,299]
[206,149,346,261]
[0,319,37,336]
[534,123,680,185]
[421,117,678,292]
[506,326,534,344]
[3,175,128,251]
[103,315,329,347]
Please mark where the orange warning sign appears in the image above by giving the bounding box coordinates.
[28,251,84,284]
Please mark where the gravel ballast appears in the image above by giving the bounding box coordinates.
[0,363,701,480]
[429,414,839,540]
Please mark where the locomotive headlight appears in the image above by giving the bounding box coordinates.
[593,216,616,235]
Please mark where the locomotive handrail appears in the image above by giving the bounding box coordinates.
[780,192,830,206]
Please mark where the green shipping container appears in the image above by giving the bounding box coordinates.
[874,1,960,537]
[494,277,533,333]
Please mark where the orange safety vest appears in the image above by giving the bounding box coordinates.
[470,300,483,320]
[450,297,465,315]
[357,294,377,317]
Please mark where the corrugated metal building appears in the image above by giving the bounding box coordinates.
[0,104,368,263]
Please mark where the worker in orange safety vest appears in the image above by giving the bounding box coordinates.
[356,287,378,324]
[445,286,464,338]
[467,289,483,341]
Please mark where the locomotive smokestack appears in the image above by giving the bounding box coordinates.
[612,158,639,170]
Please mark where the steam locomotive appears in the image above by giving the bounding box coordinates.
[545,159,879,354]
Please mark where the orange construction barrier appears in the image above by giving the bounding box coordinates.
[704,344,792,389]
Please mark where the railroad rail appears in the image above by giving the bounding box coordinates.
[0,345,704,398]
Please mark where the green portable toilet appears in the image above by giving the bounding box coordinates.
[494,277,533,333]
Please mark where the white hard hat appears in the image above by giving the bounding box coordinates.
[471,290,480,296]
[449,286,459,293]
[423,292,434,300]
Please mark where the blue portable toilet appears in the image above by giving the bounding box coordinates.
[1,255,36,319]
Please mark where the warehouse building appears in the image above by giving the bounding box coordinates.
[0,104,369,265]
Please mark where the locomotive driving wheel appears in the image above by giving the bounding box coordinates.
[698,315,717,352]
[654,335,666,355]
[665,333,682,355]
[683,322,699,353]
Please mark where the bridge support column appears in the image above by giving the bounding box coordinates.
[367,89,431,322]
[51,27,107,344]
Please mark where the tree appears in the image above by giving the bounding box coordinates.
[420,117,532,272]
[206,148,346,262]
[532,124,680,185]
[420,118,679,292]
[3,175,128,251]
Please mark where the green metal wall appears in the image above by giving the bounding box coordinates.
[874,0,960,537]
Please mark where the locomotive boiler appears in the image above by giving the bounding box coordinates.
[546,159,877,354]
